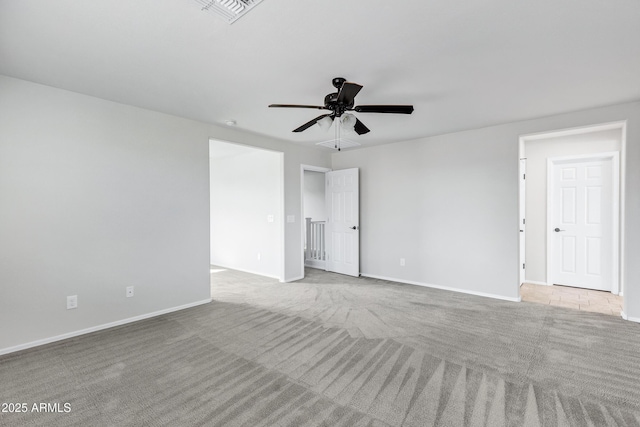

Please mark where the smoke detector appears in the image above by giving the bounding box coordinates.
[195,0,264,24]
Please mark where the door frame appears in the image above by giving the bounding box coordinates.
[300,164,332,279]
[519,158,526,285]
[518,120,627,299]
[546,151,620,293]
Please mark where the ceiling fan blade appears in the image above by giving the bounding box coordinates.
[337,82,363,105]
[293,114,333,133]
[353,118,370,135]
[353,105,414,114]
[269,104,327,110]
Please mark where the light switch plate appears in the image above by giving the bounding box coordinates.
[67,295,78,310]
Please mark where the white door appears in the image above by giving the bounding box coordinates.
[550,157,614,291]
[325,168,359,277]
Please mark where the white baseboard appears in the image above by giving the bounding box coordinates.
[304,259,326,269]
[304,264,327,271]
[285,275,304,283]
[0,298,212,356]
[523,280,550,286]
[621,311,640,323]
[361,273,521,302]
[211,263,281,281]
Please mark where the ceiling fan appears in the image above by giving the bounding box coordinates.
[268,77,414,135]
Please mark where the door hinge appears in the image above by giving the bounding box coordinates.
[523,218,526,225]
[523,174,525,179]
[522,263,525,269]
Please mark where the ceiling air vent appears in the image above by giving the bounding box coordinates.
[195,0,264,24]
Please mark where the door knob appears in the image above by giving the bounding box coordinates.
[351,226,358,230]
[554,228,565,232]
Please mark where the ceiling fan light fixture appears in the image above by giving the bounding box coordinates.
[195,0,263,24]
[317,116,333,131]
[341,113,356,132]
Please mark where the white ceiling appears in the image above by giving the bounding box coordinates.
[1,0,639,149]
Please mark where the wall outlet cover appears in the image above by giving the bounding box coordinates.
[67,295,78,310]
[126,286,134,298]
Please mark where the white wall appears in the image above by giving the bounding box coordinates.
[0,75,331,353]
[332,101,640,317]
[524,129,621,284]
[303,170,325,222]
[0,75,211,351]
[202,130,332,283]
[332,128,518,300]
[210,146,282,278]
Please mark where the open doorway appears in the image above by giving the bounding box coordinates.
[301,165,331,274]
[518,122,626,316]
[300,165,361,279]
[302,168,328,270]
[209,139,284,286]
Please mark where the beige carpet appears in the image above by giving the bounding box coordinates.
[1,267,639,426]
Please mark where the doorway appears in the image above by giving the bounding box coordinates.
[302,168,328,270]
[301,165,331,275]
[209,139,284,283]
[518,122,626,305]
[300,165,360,278]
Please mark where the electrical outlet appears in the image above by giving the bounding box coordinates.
[126,286,134,298]
[400,258,406,267]
[67,295,78,310]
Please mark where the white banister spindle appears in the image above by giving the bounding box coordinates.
[320,223,325,260]
[315,226,319,259]
[304,219,326,264]
[305,217,312,261]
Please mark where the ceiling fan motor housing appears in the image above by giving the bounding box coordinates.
[324,92,347,116]
[324,93,338,106]
[325,77,354,116]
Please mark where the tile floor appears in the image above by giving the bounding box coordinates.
[521,282,623,316]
